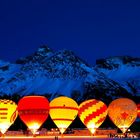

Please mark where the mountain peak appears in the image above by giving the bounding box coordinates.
[16,45,53,64]
[35,45,53,56]
[55,49,79,62]
[96,56,140,69]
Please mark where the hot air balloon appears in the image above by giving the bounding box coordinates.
[49,96,78,134]
[0,99,18,134]
[108,98,137,133]
[137,104,140,118]
[78,99,107,134]
[17,96,49,134]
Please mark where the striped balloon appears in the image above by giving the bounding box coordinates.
[78,99,107,134]
[0,99,18,134]
[49,96,78,134]
[137,104,140,118]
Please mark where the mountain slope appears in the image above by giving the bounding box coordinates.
[95,56,140,99]
[0,47,137,104]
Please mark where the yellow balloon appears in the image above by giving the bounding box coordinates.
[108,98,137,133]
[49,96,78,134]
[0,99,18,134]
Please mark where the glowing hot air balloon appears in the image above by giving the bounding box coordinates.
[78,99,107,134]
[137,104,140,118]
[49,96,78,134]
[17,96,49,134]
[0,99,18,134]
[108,98,137,133]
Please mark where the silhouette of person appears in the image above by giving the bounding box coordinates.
[55,136,58,140]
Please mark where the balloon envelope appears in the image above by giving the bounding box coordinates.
[78,99,107,134]
[137,104,140,118]
[0,99,18,134]
[17,96,49,134]
[49,96,78,134]
[108,98,137,133]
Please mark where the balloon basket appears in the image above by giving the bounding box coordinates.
[61,133,64,138]
[33,134,36,137]
[0,134,5,139]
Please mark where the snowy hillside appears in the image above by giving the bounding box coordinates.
[95,56,140,97]
[0,46,138,104]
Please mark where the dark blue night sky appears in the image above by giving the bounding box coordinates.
[0,0,140,65]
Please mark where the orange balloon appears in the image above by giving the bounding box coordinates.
[108,98,137,133]
[78,99,108,134]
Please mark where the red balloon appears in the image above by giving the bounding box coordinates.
[137,104,140,118]
[17,96,49,134]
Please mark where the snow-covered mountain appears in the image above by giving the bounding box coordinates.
[0,46,138,104]
[95,56,140,100]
